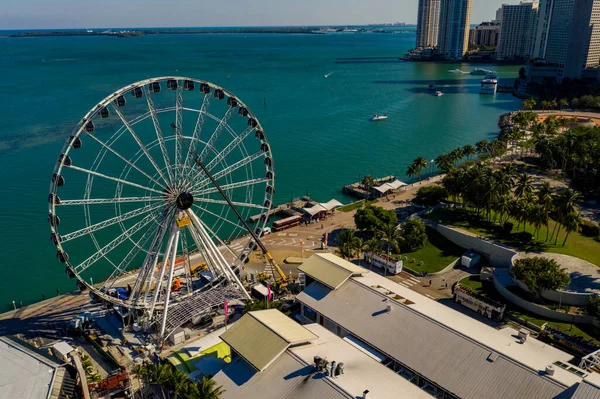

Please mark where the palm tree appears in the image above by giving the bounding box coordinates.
[336,229,358,260]
[494,195,512,224]
[514,173,534,199]
[530,204,547,238]
[412,156,429,181]
[196,376,226,399]
[363,237,382,269]
[406,164,419,182]
[522,98,537,110]
[475,139,489,155]
[553,189,582,244]
[462,144,476,160]
[435,154,453,173]
[377,223,402,276]
[361,175,375,192]
[536,181,554,241]
[352,237,365,261]
[559,98,569,110]
[561,211,582,246]
[449,147,463,166]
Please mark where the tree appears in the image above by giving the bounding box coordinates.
[536,181,555,241]
[475,139,489,155]
[435,153,454,173]
[406,164,418,181]
[412,156,429,182]
[514,173,534,199]
[400,218,428,251]
[462,144,476,160]
[522,98,536,110]
[361,175,375,192]
[561,211,582,246]
[363,237,382,268]
[511,257,570,299]
[377,223,402,274]
[354,205,397,232]
[559,98,569,110]
[553,188,582,244]
[336,228,358,260]
[414,185,448,206]
[196,376,226,399]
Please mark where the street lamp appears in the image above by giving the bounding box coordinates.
[12,300,16,311]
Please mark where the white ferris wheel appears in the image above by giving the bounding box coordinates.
[48,77,274,338]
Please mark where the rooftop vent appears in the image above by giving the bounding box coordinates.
[545,364,555,376]
[487,351,499,363]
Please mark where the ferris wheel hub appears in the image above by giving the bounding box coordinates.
[175,192,194,210]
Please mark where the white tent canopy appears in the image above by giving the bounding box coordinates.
[303,199,344,217]
[373,179,407,194]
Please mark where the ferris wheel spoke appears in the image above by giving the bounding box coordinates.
[205,126,256,172]
[100,214,163,292]
[65,164,166,196]
[193,178,269,197]
[84,131,165,188]
[174,84,184,183]
[74,215,156,274]
[182,93,211,179]
[144,86,175,185]
[191,203,248,232]
[112,104,171,186]
[197,107,235,164]
[57,196,165,206]
[189,150,264,192]
[61,203,164,242]
[200,218,239,258]
[194,197,267,210]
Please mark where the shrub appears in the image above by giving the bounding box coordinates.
[580,221,600,237]
[514,231,533,244]
[502,222,514,235]
[511,256,570,298]
[414,186,448,207]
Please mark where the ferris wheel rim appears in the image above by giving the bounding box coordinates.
[48,76,275,310]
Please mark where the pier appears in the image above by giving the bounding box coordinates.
[249,198,308,222]
[343,175,395,199]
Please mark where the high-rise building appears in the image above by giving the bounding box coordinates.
[469,21,500,47]
[530,0,600,81]
[495,6,505,24]
[416,0,441,48]
[437,0,473,59]
[496,2,539,60]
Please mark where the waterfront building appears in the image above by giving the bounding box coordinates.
[495,5,504,24]
[468,21,500,47]
[529,0,600,82]
[437,0,473,59]
[416,0,441,48]
[295,253,600,399]
[496,2,539,60]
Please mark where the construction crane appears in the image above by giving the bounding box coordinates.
[193,158,294,291]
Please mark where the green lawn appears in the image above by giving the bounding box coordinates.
[512,310,600,346]
[425,207,600,267]
[401,228,464,273]
[338,199,377,212]
[457,275,600,345]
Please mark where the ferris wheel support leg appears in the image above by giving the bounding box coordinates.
[149,225,176,317]
[188,210,250,299]
[159,228,180,338]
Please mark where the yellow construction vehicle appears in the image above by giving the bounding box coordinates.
[259,252,295,290]
[190,262,208,276]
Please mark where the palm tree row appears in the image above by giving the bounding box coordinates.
[442,164,582,246]
[133,362,226,399]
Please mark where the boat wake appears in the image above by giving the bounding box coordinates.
[448,69,468,74]
[324,72,334,78]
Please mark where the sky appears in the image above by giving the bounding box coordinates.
[1,0,517,30]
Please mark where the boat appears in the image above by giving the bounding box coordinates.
[371,114,388,121]
[435,91,443,97]
[470,68,493,76]
[324,72,334,78]
[480,73,498,94]
[428,83,437,91]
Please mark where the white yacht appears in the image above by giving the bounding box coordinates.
[371,114,388,121]
[435,91,443,97]
[480,73,498,94]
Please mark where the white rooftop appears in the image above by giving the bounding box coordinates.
[0,337,58,399]
[290,324,432,399]
[352,272,584,387]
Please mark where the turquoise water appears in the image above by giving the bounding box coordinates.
[0,30,521,311]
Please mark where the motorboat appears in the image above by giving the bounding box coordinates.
[470,68,493,75]
[435,91,443,97]
[480,72,498,94]
[371,114,388,121]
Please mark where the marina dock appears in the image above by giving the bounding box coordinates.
[343,175,395,199]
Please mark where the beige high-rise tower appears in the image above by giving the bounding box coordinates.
[437,0,473,59]
[416,0,441,48]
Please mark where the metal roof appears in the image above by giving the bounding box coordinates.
[220,314,289,372]
[213,350,353,399]
[249,309,318,345]
[0,337,58,399]
[298,253,367,289]
[220,310,318,372]
[571,380,600,399]
[297,280,568,399]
